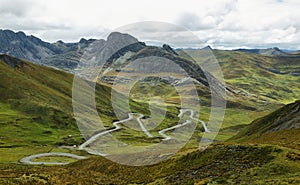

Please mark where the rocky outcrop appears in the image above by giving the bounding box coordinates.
[0,54,25,70]
[162,44,178,55]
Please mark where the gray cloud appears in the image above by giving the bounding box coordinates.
[0,0,299,49]
[0,0,33,17]
[1,19,70,31]
[38,27,109,43]
[176,13,216,30]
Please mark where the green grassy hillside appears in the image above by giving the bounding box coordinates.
[0,54,82,163]
[214,50,300,104]
[230,100,300,150]
[179,49,300,106]
[0,54,152,163]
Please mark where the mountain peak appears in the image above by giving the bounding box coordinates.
[162,44,178,55]
[107,32,139,44]
[2,29,15,35]
[79,38,88,43]
[56,40,64,44]
[16,31,26,38]
[203,45,213,50]
[108,32,129,38]
[264,47,286,56]
[234,47,287,56]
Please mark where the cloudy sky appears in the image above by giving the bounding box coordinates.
[1,0,300,49]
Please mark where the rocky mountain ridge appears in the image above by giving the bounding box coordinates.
[234,47,288,56]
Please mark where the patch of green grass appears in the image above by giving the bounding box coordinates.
[236,145,300,184]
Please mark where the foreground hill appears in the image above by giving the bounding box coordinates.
[231,100,300,149]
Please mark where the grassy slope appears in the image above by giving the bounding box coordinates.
[177,49,300,141]
[0,55,82,163]
[230,100,300,149]
[176,49,300,140]
[214,50,300,105]
[0,55,152,163]
[179,49,300,106]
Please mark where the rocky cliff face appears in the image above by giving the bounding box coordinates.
[0,29,96,72]
[0,54,25,70]
[0,30,150,73]
[0,30,56,61]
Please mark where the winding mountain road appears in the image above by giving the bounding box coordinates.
[78,113,153,150]
[179,109,210,133]
[20,109,210,165]
[78,113,134,150]
[137,114,154,138]
[158,120,192,140]
[20,152,87,165]
[158,109,210,140]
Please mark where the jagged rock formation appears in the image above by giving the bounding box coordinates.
[0,29,95,72]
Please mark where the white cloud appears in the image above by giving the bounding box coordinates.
[0,0,299,49]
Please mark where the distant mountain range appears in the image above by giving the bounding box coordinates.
[1,29,299,72]
[0,29,102,72]
[234,47,289,56]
